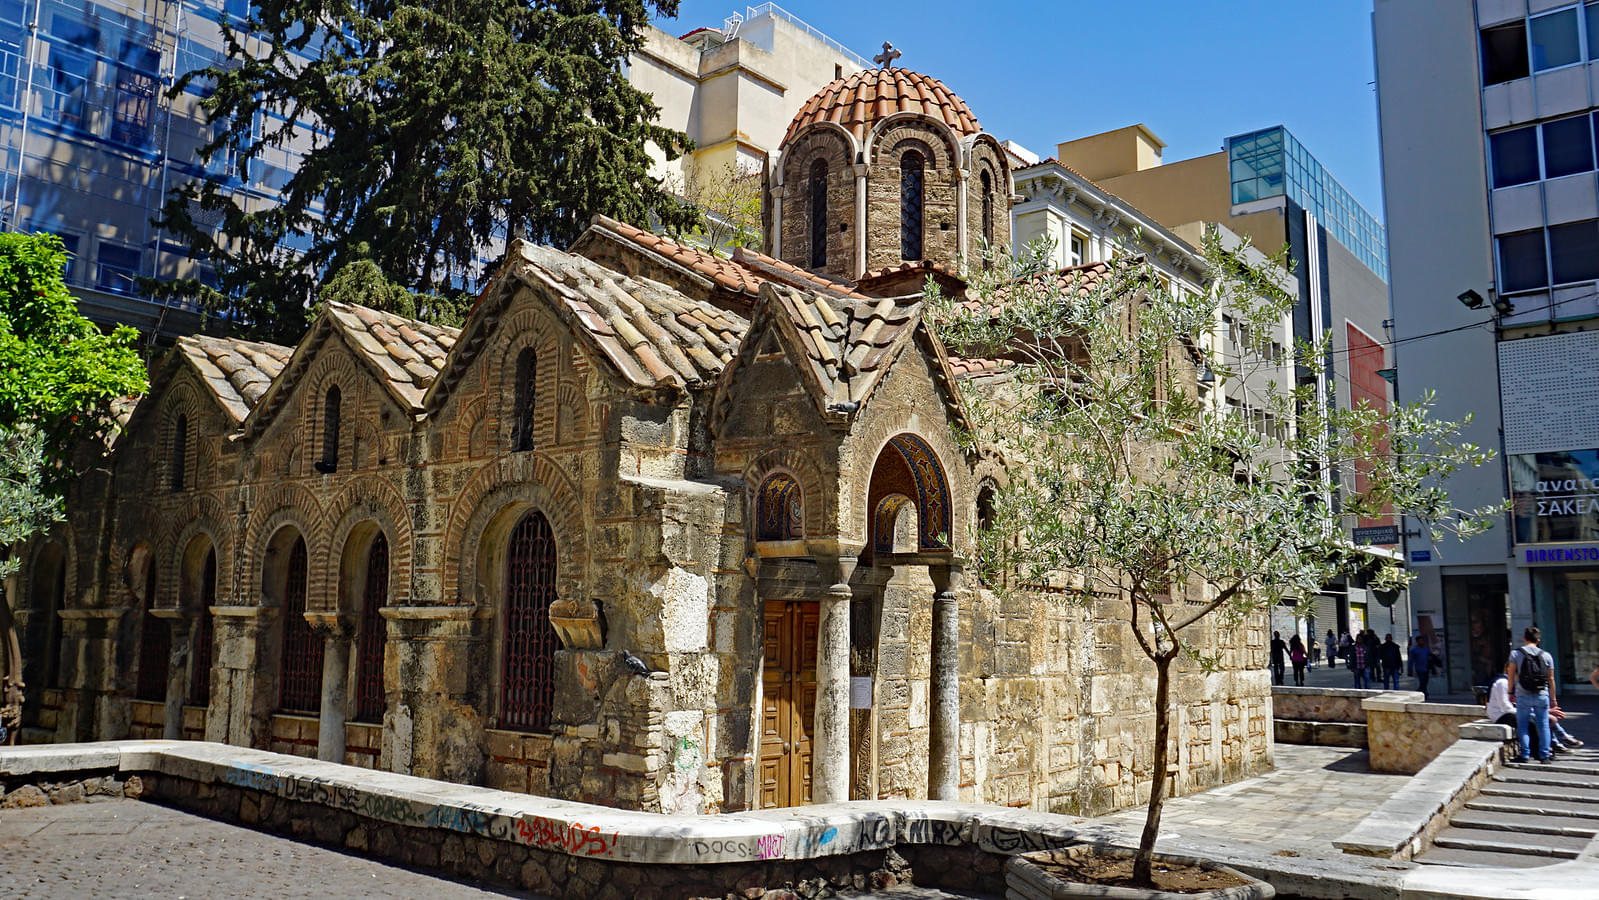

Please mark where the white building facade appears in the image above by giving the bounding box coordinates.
[1376,0,1599,694]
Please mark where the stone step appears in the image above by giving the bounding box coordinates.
[1481,781,1599,804]
[1449,809,1599,837]
[1496,768,1599,789]
[1430,825,1590,858]
[1508,757,1599,776]
[1414,846,1557,869]
[1467,796,1599,821]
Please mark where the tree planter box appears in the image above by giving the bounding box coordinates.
[1007,846,1274,900]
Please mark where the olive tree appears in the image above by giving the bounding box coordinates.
[931,231,1499,885]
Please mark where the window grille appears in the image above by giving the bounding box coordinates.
[171,414,187,492]
[901,151,924,261]
[191,548,216,706]
[809,159,828,269]
[318,387,341,473]
[501,511,559,732]
[756,473,804,541]
[981,171,994,247]
[135,561,169,702]
[277,538,323,714]
[354,533,389,723]
[512,349,536,451]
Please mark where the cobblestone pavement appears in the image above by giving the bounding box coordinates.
[1098,743,1415,856]
[0,799,548,899]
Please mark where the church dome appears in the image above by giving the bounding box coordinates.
[783,67,981,146]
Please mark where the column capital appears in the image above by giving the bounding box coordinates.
[930,564,964,596]
[305,611,356,640]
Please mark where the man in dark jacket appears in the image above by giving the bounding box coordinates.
[1269,631,1287,686]
[1381,634,1403,690]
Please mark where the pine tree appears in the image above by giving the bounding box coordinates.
[154,0,694,342]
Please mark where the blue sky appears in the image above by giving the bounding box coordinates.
[659,1,1386,221]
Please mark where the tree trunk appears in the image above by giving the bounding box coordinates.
[1133,651,1175,886]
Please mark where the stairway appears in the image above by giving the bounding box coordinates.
[1415,747,1599,869]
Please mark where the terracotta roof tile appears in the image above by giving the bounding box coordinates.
[176,335,294,423]
[730,247,871,300]
[596,215,764,297]
[761,283,923,407]
[784,67,981,145]
[945,356,1013,378]
[322,302,460,413]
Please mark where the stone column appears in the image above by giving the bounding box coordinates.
[308,613,354,763]
[956,170,968,273]
[55,608,128,743]
[853,165,868,279]
[153,610,191,740]
[206,606,276,748]
[813,556,856,804]
[929,565,961,801]
[381,605,485,782]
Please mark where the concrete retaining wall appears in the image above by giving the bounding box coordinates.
[1362,693,1485,775]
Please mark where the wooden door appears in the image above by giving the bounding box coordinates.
[758,599,818,808]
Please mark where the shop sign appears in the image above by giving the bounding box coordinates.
[1521,544,1599,565]
[1509,449,1599,543]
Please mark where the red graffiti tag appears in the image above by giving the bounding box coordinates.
[516,816,619,857]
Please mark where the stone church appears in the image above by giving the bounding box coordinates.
[7,67,1270,816]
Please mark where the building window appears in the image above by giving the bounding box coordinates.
[1589,2,1599,59]
[1499,229,1549,292]
[318,386,340,473]
[135,561,168,702]
[277,537,322,714]
[901,150,924,261]
[111,41,160,146]
[980,170,994,249]
[192,548,216,707]
[1531,7,1582,71]
[809,158,828,270]
[1490,126,1540,188]
[1069,233,1086,266]
[1549,220,1599,284]
[170,415,187,492]
[512,348,536,452]
[501,510,558,733]
[755,473,803,541]
[1482,21,1530,85]
[1544,115,1595,178]
[354,532,388,724]
[95,243,141,294]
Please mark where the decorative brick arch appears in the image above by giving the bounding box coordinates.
[446,453,587,607]
[159,380,208,494]
[742,448,830,546]
[322,476,414,612]
[845,404,974,555]
[160,493,233,610]
[241,483,325,606]
[867,114,961,170]
[553,381,591,447]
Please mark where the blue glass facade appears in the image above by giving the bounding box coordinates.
[1226,126,1389,281]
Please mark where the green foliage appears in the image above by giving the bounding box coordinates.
[670,161,764,256]
[317,248,471,329]
[932,231,1501,883]
[0,234,149,479]
[153,0,695,342]
[0,424,60,582]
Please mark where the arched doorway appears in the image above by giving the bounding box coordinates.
[134,556,168,702]
[500,510,558,733]
[191,546,217,708]
[353,531,388,724]
[272,531,321,715]
[21,542,66,728]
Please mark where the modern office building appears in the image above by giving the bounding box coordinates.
[0,0,308,339]
[1376,0,1599,694]
[627,3,869,189]
[1046,124,1404,646]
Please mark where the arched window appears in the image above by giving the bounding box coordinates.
[191,548,216,706]
[22,544,66,726]
[318,387,341,473]
[756,473,803,541]
[354,532,389,723]
[900,150,924,261]
[277,537,323,713]
[809,158,829,270]
[980,170,994,252]
[501,510,558,732]
[135,560,169,702]
[512,348,536,452]
[170,415,187,492]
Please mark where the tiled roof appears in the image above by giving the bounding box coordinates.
[323,302,459,411]
[945,357,1013,378]
[765,284,923,407]
[426,241,749,410]
[176,335,293,422]
[730,247,871,300]
[595,215,764,297]
[784,67,980,145]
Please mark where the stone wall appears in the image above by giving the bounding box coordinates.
[1363,693,1486,775]
[1273,687,1384,724]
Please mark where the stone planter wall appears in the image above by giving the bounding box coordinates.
[1362,693,1484,775]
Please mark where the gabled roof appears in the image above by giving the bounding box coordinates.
[713,283,967,432]
[175,334,294,423]
[424,241,749,413]
[573,214,869,304]
[243,302,459,438]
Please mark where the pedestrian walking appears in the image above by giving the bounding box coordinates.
[1409,635,1433,697]
[1269,631,1287,686]
[1328,630,1341,669]
[1351,637,1369,689]
[1339,632,1353,670]
[1381,634,1403,690]
[1309,636,1320,667]
[1289,634,1307,686]
[1507,626,1557,763]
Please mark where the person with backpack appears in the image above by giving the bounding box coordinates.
[1506,626,1557,763]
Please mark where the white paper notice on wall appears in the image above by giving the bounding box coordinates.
[1499,330,1599,455]
[850,676,873,709]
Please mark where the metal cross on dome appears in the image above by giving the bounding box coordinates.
[874,42,901,68]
